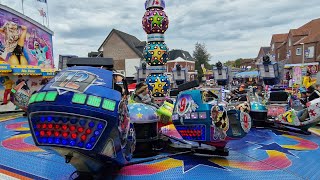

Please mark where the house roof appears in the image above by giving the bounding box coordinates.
[261,47,271,54]
[98,29,145,58]
[289,29,309,36]
[168,49,193,61]
[276,41,287,49]
[168,57,195,63]
[256,47,271,60]
[292,18,320,44]
[271,33,288,43]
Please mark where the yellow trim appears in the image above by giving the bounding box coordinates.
[11,65,41,69]
[42,76,54,79]
[0,113,23,122]
[0,70,12,73]
[41,69,56,73]
[12,73,41,76]
[0,61,10,65]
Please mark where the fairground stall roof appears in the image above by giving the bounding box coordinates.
[234,71,259,78]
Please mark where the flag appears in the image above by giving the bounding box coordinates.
[38,9,46,17]
[37,0,47,3]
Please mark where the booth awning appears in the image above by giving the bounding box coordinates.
[234,71,259,78]
[11,65,42,76]
[284,62,319,68]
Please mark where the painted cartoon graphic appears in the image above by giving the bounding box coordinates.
[176,94,199,116]
[240,111,251,133]
[210,105,229,140]
[0,75,48,111]
[0,40,5,61]
[0,8,54,68]
[51,70,105,95]
[1,76,14,105]
[30,39,50,68]
[278,110,298,125]
[0,21,28,65]
[118,99,130,147]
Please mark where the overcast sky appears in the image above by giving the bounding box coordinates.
[2,0,320,66]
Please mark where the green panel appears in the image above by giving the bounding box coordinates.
[44,91,58,102]
[29,93,38,104]
[35,92,46,102]
[102,99,116,111]
[72,93,87,104]
[87,95,102,107]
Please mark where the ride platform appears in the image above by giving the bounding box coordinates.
[1,114,320,180]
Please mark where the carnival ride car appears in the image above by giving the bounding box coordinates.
[269,90,320,134]
[248,92,268,127]
[27,62,137,178]
[127,101,174,157]
[257,55,320,134]
[170,81,252,156]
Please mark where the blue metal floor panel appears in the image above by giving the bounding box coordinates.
[1,116,319,180]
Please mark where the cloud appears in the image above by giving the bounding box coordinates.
[1,0,320,66]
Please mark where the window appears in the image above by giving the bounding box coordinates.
[308,46,315,58]
[277,53,280,59]
[296,48,302,55]
[271,43,275,51]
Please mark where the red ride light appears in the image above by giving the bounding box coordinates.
[86,129,92,134]
[54,131,60,137]
[62,132,69,138]
[77,127,84,133]
[42,124,47,129]
[36,124,41,129]
[69,126,76,131]
[81,135,87,141]
[40,131,45,137]
[62,125,68,130]
[71,133,77,139]
[48,124,53,129]
[46,131,52,136]
[55,124,60,129]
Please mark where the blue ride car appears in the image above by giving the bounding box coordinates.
[171,89,251,154]
[27,66,136,170]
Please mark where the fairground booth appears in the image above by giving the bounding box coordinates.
[283,62,319,88]
[234,71,260,85]
[0,4,56,112]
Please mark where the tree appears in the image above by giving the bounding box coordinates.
[193,42,211,82]
[224,60,235,67]
[234,58,242,68]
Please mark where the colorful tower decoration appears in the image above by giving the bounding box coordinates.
[142,0,170,105]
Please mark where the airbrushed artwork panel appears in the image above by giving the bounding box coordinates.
[0,7,53,68]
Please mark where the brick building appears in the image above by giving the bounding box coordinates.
[98,29,145,72]
[166,49,197,81]
[269,18,320,64]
